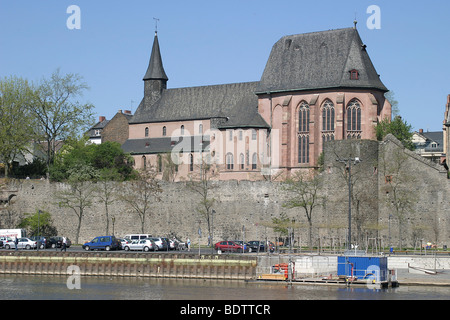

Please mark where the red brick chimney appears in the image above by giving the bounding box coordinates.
[99,116,106,122]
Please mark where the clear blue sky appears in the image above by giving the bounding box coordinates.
[1,0,449,132]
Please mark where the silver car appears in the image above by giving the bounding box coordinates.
[5,238,37,250]
[123,239,156,252]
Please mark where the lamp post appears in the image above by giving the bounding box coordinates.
[336,156,361,251]
[211,209,215,254]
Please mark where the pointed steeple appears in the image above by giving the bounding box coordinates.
[143,32,168,81]
[143,31,168,108]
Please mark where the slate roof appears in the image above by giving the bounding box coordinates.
[121,135,210,155]
[130,81,269,129]
[256,28,388,94]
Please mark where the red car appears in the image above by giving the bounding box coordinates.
[214,241,244,253]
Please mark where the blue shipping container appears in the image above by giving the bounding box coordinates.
[337,256,388,282]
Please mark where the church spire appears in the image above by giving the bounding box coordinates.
[143,31,168,81]
[143,31,168,108]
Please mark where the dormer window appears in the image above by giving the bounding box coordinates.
[350,69,359,80]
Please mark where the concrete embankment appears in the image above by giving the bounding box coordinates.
[0,251,257,280]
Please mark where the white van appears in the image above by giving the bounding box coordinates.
[0,229,26,240]
[124,234,152,241]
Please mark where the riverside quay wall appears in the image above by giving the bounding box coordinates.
[1,136,449,247]
[0,251,257,280]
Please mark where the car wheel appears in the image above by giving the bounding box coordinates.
[105,246,111,251]
[217,249,222,254]
[5,244,10,250]
[84,246,90,251]
[124,246,130,251]
[25,244,31,250]
[52,243,56,249]
[40,244,44,249]
[248,247,252,253]
[143,246,150,252]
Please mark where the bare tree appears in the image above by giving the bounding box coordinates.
[283,171,322,250]
[119,167,162,233]
[185,157,218,247]
[54,163,98,243]
[379,142,414,250]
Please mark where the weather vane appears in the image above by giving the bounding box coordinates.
[153,17,160,34]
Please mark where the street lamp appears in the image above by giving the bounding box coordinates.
[336,156,362,251]
[211,209,215,254]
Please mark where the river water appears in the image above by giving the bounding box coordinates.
[0,274,448,300]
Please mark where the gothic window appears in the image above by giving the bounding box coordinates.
[298,102,310,133]
[322,100,335,132]
[252,129,257,140]
[347,99,362,139]
[199,124,203,135]
[298,135,309,164]
[252,153,257,170]
[240,153,244,170]
[145,127,149,137]
[181,125,185,135]
[321,100,335,149]
[162,126,167,136]
[226,152,234,170]
[298,102,310,164]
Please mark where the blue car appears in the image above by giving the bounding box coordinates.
[82,236,119,251]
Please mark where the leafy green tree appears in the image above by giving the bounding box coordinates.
[0,76,36,177]
[28,69,95,173]
[18,210,57,237]
[375,116,415,151]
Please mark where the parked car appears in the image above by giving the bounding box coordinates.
[82,236,120,251]
[30,236,50,249]
[124,234,152,241]
[232,241,250,252]
[149,237,167,250]
[48,236,72,249]
[214,241,245,253]
[0,237,14,248]
[123,239,156,252]
[118,238,130,250]
[247,240,275,253]
[5,237,37,250]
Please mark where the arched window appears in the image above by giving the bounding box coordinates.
[347,99,362,139]
[252,153,257,170]
[298,102,310,133]
[142,156,147,170]
[189,153,193,172]
[322,99,335,148]
[162,126,167,136]
[145,127,149,137]
[181,125,185,135]
[239,153,245,170]
[226,153,234,170]
[199,124,203,135]
[298,102,310,164]
[322,100,335,132]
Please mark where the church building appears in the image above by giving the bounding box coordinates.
[121,26,391,181]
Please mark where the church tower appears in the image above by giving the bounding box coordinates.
[143,31,168,108]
